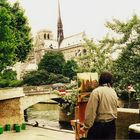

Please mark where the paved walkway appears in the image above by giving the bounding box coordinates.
[0,125,75,140]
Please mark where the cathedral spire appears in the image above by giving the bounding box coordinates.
[57,0,64,48]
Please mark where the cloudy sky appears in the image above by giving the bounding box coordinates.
[9,0,140,39]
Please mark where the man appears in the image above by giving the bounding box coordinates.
[80,72,118,140]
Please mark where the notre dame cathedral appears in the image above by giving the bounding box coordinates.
[14,0,87,79]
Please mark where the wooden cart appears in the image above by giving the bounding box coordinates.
[71,92,90,140]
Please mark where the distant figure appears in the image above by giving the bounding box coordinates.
[80,72,118,140]
[33,121,39,127]
[24,109,28,122]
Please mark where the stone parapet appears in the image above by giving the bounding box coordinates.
[0,88,24,129]
[116,108,140,139]
[0,87,24,101]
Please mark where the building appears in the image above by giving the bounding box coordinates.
[33,0,87,64]
[34,30,86,64]
[16,0,88,78]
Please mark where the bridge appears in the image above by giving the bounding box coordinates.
[1,87,140,139]
[0,87,58,128]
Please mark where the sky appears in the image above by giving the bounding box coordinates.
[9,0,140,40]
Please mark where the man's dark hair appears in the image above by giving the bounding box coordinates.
[99,72,114,87]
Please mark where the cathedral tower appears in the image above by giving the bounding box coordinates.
[57,0,64,48]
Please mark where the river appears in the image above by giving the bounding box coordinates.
[27,102,60,129]
[27,102,72,130]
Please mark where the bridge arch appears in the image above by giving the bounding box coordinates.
[20,92,58,110]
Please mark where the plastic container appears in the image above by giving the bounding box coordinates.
[15,125,21,132]
[5,124,11,131]
[14,124,18,130]
[0,127,3,134]
[21,123,26,130]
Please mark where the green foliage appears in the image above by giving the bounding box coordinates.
[11,2,33,62]
[76,37,115,74]
[61,89,79,116]
[2,69,17,80]
[22,70,50,86]
[0,80,22,88]
[38,51,65,74]
[62,59,78,80]
[0,5,16,72]
[106,15,140,95]
[0,1,32,72]
[113,44,140,88]
[117,90,129,101]
[8,80,22,87]
[22,70,70,86]
[0,69,22,88]
[0,79,9,88]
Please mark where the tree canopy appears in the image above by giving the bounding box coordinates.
[38,51,65,74]
[62,59,78,80]
[76,37,116,74]
[107,15,140,93]
[76,15,140,95]
[0,0,32,72]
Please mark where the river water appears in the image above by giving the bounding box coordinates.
[27,103,60,129]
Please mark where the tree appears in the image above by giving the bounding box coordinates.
[11,2,33,62]
[0,2,16,72]
[76,37,116,74]
[62,59,78,80]
[112,37,140,94]
[38,51,65,74]
[104,15,140,93]
[0,0,32,72]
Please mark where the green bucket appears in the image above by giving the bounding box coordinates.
[13,124,18,130]
[0,127,3,134]
[15,125,20,132]
[5,124,11,131]
[21,123,26,130]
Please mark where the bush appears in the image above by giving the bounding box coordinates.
[8,80,22,87]
[0,79,9,88]
[22,70,50,86]
[117,90,129,101]
[38,51,65,74]
[0,69,22,88]
[54,74,69,83]
[22,70,70,86]
[2,69,17,80]
[0,79,22,88]
[61,89,79,117]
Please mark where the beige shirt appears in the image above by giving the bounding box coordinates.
[84,85,118,130]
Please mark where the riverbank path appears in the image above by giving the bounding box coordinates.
[0,125,75,140]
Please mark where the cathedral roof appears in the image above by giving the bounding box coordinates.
[60,32,86,48]
[42,31,86,49]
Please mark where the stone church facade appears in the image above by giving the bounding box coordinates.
[15,0,88,79]
[33,30,86,64]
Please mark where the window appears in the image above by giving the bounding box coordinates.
[47,34,50,39]
[44,34,46,39]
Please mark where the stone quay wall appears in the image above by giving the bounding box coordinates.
[0,88,24,129]
[116,108,140,139]
[0,98,24,129]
